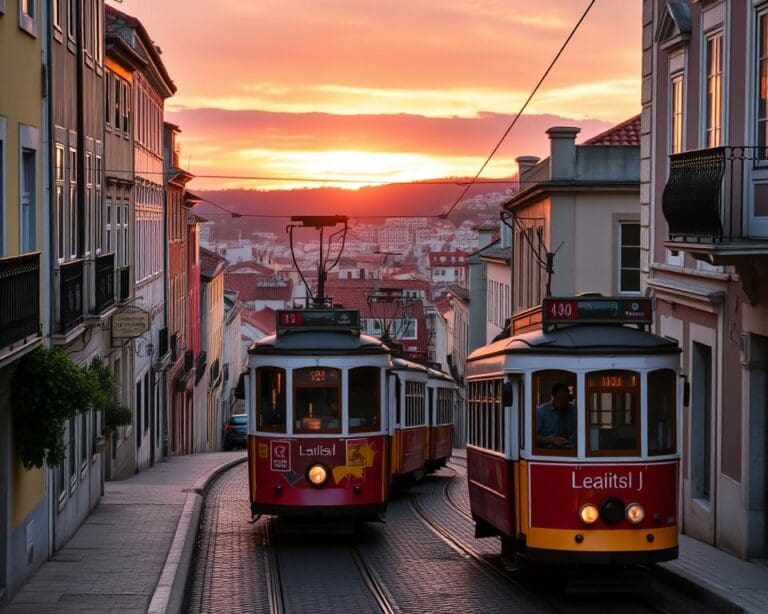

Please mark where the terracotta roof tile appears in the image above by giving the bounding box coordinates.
[200,247,228,280]
[582,114,641,146]
[224,273,293,302]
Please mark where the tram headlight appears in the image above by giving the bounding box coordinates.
[579,503,600,524]
[625,502,645,525]
[307,464,329,487]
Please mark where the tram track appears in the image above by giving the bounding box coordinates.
[412,467,692,614]
[261,516,398,614]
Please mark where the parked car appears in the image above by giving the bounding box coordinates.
[223,413,248,450]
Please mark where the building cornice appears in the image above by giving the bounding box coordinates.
[502,181,639,211]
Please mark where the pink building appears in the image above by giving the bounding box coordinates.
[643,0,768,559]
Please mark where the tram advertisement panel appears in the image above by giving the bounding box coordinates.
[529,461,677,530]
[250,435,386,506]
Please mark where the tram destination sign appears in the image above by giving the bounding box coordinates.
[276,309,360,335]
[542,297,652,326]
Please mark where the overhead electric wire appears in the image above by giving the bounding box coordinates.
[438,0,597,220]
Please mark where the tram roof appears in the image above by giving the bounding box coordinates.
[390,357,429,373]
[468,324,680,361]
[248,330,389,356]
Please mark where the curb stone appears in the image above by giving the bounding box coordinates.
[148,454,247,614]
[655,563,748,614]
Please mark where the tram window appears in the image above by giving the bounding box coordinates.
[404,380,425,427]
[533,370,577,456]
[648,369,676,455]
[349,367,380,433]
[467,379,504,452]
[586,370,640,456]
[437,388,453,425]
[294,367,341,434]
[256,367,286,433]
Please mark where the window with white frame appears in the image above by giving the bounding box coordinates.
[85,151,92,255]
[704,31,723,148]
[618,221,641,294]
[106,194,113,255]
[95,155,102,253]
[757,11,768,154]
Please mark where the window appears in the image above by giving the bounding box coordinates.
[436,388,453,426]
[404,379,425,427]
[705,31,723,148]
[20,148,36,252]
[80,411,88,469]
[670,74,684,154]
[586,370,640,456]
[618,221,640,293]
[67,0,75,40]
[349,367,380,432]
[467,379,503,452]
[135,379,142,446]
[69,147,77,259]
[758,12,768,153]
[68,416,76,486]
[144,372,150,434]
[95,155,102,252]
[84,151,92,255]
[293,367,340,434]
[256,367,286,433]
[19,0,36,36]
[55,143,65,260]
[648,369,676,455]
[533,370,576,456]
[0,117,4,257]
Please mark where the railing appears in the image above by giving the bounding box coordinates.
[0,253,40,350]
[662,146,764,243]
[93,252,115,314]
[59,259,84,333]
[118,266,130,302]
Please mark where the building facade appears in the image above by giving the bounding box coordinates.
[0,0,47,599]
[643,0,768,559]
[106,5,176,471]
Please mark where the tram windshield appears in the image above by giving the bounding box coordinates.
[648,369,676,455]
[256,367,286,433]
[349,367,380,432]
[533,370,577,456]
[587,370,640,456]
[294,367,341,434]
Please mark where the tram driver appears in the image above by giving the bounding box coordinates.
[536,383,576,449]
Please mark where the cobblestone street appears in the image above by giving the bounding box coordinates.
[186,460,716,614]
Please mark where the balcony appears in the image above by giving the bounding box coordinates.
[0,253,40,354]
[93,252,116,315]
[662,146,768,262]
[118,266,131,303]
[58,259,84,333]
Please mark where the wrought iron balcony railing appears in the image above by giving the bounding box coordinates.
[662,146,765,243]
[0,252,40,350]
[59,259,84,333]
[93,252,116,314]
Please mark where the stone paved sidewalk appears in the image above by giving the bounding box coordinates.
[2,452,245,614]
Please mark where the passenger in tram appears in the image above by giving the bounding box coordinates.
[536,383,576,448]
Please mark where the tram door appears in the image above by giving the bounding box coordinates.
[504,375,521,539]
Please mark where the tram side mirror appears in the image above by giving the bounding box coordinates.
[502,381,515,408]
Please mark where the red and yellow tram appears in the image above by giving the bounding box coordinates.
[426,366,456,471]
[245,308,457,519]
[246,309,391,519]
[465,297,681,565]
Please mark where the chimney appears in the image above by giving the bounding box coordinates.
[515,155,540,185]
[476,226,494,249]
[546,126,580,180]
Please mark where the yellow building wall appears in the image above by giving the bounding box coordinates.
[0,1,44,257]
[11,456,44,530]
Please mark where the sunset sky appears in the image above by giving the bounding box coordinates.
[109,0,641,190]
